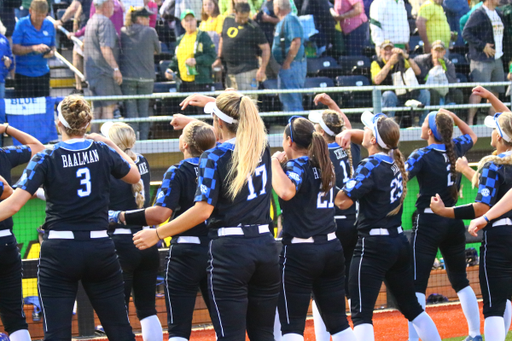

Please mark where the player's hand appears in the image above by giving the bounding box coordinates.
[133,229,159,250]
[468,216,487,237]
[429,194,445,214]
[335,130,351,149]
[314,93,336,107]
[456,156,469,173]
[108,210,123,225]
[472,85,491,99]
[170,114,195,130]
[179,94,215,110]
[271,151,287,163]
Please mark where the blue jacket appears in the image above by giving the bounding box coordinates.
[0,34,14,83]
[463,6,505,62]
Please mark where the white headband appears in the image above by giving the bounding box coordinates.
[57,101,90,130]
[308,111,336,136]
[204,102,235,124]
[318,117,336,136]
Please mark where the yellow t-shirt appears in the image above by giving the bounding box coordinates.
[370,59,410,84]
[199,15,225,35]
[177,31,198,82]
[418,1,451,48]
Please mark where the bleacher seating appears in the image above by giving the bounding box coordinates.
[338,55,371,76]
[336,75,372,108]
[306,56,343,79]
[303,77,334,109]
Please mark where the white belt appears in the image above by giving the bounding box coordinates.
[423,208,434,214]
[369,227,403,236]
[493,218,512,227]
[334,215,347,220]
[217,224,270,237]
[0,230,12,237]
[113,228,132,235]
[48,230,108,239]
[176,236,201,244]
[291,232,337,244]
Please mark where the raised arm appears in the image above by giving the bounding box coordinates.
[438,108,478,145]
[314,93,351,129]
[472,85,510,114]
[1,124,45,156]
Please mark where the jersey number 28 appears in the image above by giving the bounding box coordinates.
[390,177,403,204]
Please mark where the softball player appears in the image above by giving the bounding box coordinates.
[134,92,280,341]
[309,107,361,341]
[113,121,217,341]
[405,109,481,341]
[103,122,163,341]
[335,112,441,341]
[271,117,356,341]
[0,95,140,340]
[431,111,512,341]
[0,124,44,341]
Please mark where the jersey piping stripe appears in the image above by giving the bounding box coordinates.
[483,231,492,308]
[208,240,225,337]
[281,245,290,324]
[37,255,49,332]
[358,237,365,313]
[57,139,93,151]
[413,214,420,280]
[165,245,174,324]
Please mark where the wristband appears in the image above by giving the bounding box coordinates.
[113,68,119,71]
[124,209,148,226]
[483,215,490,223]
[453,204,476,220]
[155,228,162,240]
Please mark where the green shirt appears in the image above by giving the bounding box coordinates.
[418,0,451,47]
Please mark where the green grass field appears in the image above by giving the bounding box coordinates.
[443,332,512,340]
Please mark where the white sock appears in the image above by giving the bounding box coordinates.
[168,337,188,341]
[332,327,356,341]
[140,315,163,341]
[411,312,442,341]
[504,300,512,332]
[485,316,506,341]
[274,308,282,341]
[408,292,426,341]
[353,323,374,341]
[281,333,303,341]
[457,286,481,337]
[312,300,331,341]
[9,329,31,341]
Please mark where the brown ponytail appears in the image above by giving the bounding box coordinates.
[434,112,458,202]
[376,117,408,216]
[183,121,217,157]
[321,110,353,177]
[286,117,335,193]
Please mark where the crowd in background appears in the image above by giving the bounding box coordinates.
[0,0,512,138]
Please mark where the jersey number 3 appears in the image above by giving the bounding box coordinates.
[76,167,91,197]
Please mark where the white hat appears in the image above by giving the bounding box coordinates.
[361,111,388,149]
[308,111,336,136]
[484,113,512,142]
[100,121,114,137]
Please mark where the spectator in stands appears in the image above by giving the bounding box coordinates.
[174,0,203,36]
[219,0,263,16]
[460,1,482,35]
[120,6,160,140]
[88,0,125,35]
[200,0,224,35]
[145,0,158,28]
[84,0,122,125]
[416,0,451,53]
[331,0,369,55]
[12,0,55,98]
[272,0,306,112]
[443,0,469,46]
[371,40,430,121]
[212,2,269,94]
[413,40,463,107]
[165,10,216,113]
[463,0,505,125]
[0,28,13,99]
[369,0,410,54]
[0,1,17,42]
[254,0,280,45]
[296,0,335,54]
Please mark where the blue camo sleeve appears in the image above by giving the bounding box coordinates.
[3,145,33,169]
[155,165,181,210]
[405,148,426,180]
[195,151,221,206]
[343,158,377,200]
[14,151,49,195]
[475,162,500,206]
[453,134,474,157]
[284,159,305,191]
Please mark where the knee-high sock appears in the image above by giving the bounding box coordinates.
[274,308,282,341]
[140,315,163,341]
[411,312,441,341]
[332,327,356,341]
[485,316,506,341]
[504,300,512,332]
[353,323,374,341]
[9,329,31,341]
[408,292,426,341]
[312,299,331,341]
[168,337,188,341]
[282,333,304,341]
[457,286,481,337]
